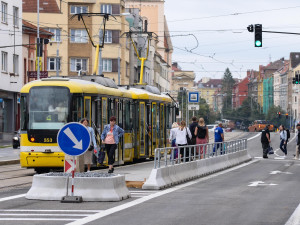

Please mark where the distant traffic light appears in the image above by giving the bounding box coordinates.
[286,113,288,119]
[254,24,262,47]
[278,112,281,118]
[293,77,296,84]
[296,74,300,84]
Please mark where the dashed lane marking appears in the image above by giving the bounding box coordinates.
[0,194,26,202]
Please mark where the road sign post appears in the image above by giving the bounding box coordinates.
[57,122,91,203]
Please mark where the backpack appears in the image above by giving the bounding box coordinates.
[197,125,207,139]
[286,129,290,140]
[261,129,268,143]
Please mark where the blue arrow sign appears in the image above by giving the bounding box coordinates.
[57,122,91,156]
[189,92,199,103]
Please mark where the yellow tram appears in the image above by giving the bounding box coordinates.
[19,76,177,173]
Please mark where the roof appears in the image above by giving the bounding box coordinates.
[22,20,53,37]
[198,79,222,88]
[23,0,60,13]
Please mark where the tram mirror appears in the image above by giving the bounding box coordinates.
[175,107,179,116]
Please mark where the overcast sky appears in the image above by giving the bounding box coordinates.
[164,0,300,81]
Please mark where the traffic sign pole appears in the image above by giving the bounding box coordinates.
[71,156,75,197]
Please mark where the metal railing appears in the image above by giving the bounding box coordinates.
[154,139,247,169]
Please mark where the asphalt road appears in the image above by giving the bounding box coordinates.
[0,132,300,225]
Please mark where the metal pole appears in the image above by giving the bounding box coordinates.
[56,43,59,76]
[71,156,75,196]
[98,29,103,75]
[37,0,40,80]
[118,46,120,85]
[186,90,188,125]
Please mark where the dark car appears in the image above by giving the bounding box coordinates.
[12,130,20,149]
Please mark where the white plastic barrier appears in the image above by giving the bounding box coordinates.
[143,149,251,190]
[26,173,130,202]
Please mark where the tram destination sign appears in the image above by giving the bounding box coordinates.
[57,122,91,156]
[27,71,48,78]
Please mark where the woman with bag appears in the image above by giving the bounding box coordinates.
[194,118,209,158]
[169,122,179,161]
[80,118,97,172]
[101,116,124,173]
[175,121,192,161]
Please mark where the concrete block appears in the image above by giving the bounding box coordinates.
[26,173,130,202]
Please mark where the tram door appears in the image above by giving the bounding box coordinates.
[116,100,124,165]
[160,103,164,148]
[145,103,150,156]
[139,102,146,157]
[84,96,91,125]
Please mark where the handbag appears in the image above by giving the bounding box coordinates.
[185,127,192,145]
[268,146,274,155]
[88,144,94,151]
[97,144,106,164]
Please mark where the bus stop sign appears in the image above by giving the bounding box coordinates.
[57,122,91,156]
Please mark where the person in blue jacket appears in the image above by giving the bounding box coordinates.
[101,116,124,173]
[213,123,224,155]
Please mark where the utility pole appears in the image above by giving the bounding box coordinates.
[118,45,121,85]
[98,29,103,75]
[37,0,40,79]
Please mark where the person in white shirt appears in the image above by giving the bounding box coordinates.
[279,124,287,157]
[175,120,192,161]
[169,122,179,159]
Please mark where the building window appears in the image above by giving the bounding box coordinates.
[70,5,88,14]
[1,2,7,23]
[46,28,61,42]
[295,96,297,103]
[101,4,112,14]
[104,30,112,43]
[70,29,88,43]
[13,6,18,27]
[1,51,7,72]
[13,54,19,74]
[70,58,88,72]
[102,59,112,72]
[47,57,60,71]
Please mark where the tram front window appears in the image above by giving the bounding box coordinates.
[29,87,69,130]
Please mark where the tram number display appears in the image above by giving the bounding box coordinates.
[44,138,53,143]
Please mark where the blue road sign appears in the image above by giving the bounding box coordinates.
[57,122,91,156]
[189,92,199,103]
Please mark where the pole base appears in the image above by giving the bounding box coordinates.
[61,196,83,203]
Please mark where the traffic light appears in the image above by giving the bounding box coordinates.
[254,24,262,47]
[293,77,296,84]
[296,74,300,84]
[286,113,288,119]
[278,112,281,118]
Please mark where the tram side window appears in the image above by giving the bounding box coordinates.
[71,96,83,122]
[156,104,160,139]
[20,96,27,130]
[166,105,171,129]
[102,98,107,130]
[124,100,133,130]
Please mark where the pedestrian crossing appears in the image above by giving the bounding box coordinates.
[0,190,159,222]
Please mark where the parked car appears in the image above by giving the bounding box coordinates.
[12,130,20,149]
[248,120,274,132]
[225,127,233,132]
[207,124,218,132]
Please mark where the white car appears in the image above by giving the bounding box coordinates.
[207,124,218,132]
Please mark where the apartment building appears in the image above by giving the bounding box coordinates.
[0,0,22,141]
[23,0,130,84]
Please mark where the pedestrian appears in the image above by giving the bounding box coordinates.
[194,117,209,158]
[294,123,300,160]
[261,124,271,158]
[101,116,124,173]
[279,125,287,158]
[189,116,198,145]
[175,120,192,161]
[213,123,224,155]
[80,118,97,172]
[169,122,179,161]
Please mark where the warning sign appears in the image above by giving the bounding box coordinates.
[64,159,76,173]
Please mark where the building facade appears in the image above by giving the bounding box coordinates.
[0,0,22,141]
[23,0,130,85]
[232,76,249,109]
[197,78,222,109]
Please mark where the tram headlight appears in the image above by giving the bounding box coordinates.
[30,137,35,142]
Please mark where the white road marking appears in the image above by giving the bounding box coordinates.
[0,194,26,202]
[270,170,292,175]
[285,203,300,225]
[0,209,102,212]
[0,213,90,217]
[248,181,278,187]
[247,133,261,141]
[0,218,76,221]
[66,159,258,225]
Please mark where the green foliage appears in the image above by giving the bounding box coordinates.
[221,68,236,115]
[265,105,287,128]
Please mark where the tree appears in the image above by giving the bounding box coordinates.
[221,68,235,117]
[265,105,286,128]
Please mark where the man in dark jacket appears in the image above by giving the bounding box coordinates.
[189,116,198,145]
[294,124,300,160]
[261,124,271,158]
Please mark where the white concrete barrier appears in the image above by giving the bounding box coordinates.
[26,173,130,201]
[143,150,252,190]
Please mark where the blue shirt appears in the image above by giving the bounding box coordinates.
[214,127,223,142]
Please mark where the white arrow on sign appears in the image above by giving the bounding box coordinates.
[63,127,83,150]
[270,170,293,175]
[248,181,278,187]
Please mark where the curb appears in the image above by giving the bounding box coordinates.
[0,160,20,166]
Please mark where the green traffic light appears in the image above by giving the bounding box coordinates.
[255,40,262,47]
